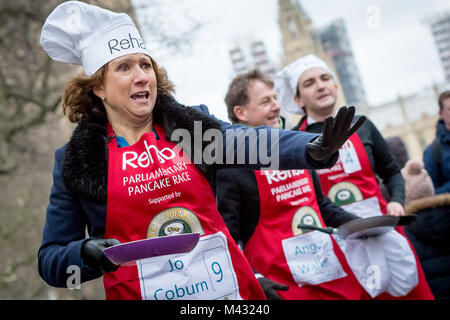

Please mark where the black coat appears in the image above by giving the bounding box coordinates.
[404,193,450,300]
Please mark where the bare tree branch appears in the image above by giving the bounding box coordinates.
[0,0,66,174]
[0,0,204,175]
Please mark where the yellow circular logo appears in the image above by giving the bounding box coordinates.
[147,207,204,238]
[291,206,324,236]
[327,181,363,206]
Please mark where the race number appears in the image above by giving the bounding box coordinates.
[339,140,361,174]
[137,232,242,300]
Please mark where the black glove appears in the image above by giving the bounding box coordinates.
[306,106,366,162]
[257,277,289,300]
[81,238,121,274]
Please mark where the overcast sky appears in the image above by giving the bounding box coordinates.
[133,0,450,122]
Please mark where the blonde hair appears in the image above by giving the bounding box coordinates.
[62,57,175,123]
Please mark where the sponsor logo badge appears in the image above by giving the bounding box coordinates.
[327,182,363,206]
[147,207,204,238]
[291,206,324,236]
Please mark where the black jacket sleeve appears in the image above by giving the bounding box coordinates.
[310,170,359,227]
[216,168,244,243]
[359,119,405,205]
[216,168,260,245]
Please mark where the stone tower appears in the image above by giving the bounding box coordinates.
[278,0,326,65]
[277,0,347,127]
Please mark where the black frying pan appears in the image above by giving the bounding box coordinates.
[297,215,416,239]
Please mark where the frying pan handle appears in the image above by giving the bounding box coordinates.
[297,224,337,235]
[397,215,416,226]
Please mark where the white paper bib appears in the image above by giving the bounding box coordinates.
[339,140,362,174]
[282,231,347,287]
[137,232,242,300]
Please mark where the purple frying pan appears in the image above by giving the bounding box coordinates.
[104,233,200,266]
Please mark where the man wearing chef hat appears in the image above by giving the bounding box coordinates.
[274,54,435,300]
[218,69,368,300]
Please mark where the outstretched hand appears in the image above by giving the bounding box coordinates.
[306,106,366,162]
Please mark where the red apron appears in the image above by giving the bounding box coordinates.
[102,123,265,300]
[314,134,388,213]
[244,169,365,299]
[299,121,434,300]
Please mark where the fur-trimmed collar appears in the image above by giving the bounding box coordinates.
[62,93,221,203]
[405,193,450,214]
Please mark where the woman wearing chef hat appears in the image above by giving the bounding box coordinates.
[274,54,434,300]
[37,1,362,300]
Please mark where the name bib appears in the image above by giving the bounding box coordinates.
[282,231,347,286]
[339,140,362,174]
[137,232,242,300]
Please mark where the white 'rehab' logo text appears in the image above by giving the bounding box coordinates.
[122,140,176,170]
[108,33,146,54]
[264,170,305,185]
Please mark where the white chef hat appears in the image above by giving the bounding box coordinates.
[274,54,336,114]
[40,1,150,76]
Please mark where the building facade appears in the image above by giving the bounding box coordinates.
[317,19,367,109]
[229,40,277,78]
[427,11,450,82]
[367,83,450,160]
